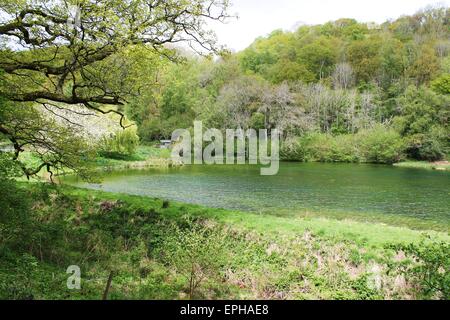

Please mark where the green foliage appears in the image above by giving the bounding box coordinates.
[281,126,405,164]
[0,0,231,180]
[388,239,449,299]
[0,162,32,258]
[379,38,406,89]
[129,61,216,141]
[157,219,229,299]
[351,274,384,300]
[99,128,139,158]
[358,126,405,163]
[431,74,450,95]
[127,8,449,164]
[249,112,266,130]
[268,59,316,84]
[280,137,305,161]
[0,153,21,179]
[296,37,338,81]
[137,118,165,142]
[347,36,383,84]
[404,126,449,161]
[300,132,339,162]
[394,86,449,160]
[407,45,440,85]
[0,101,97,179]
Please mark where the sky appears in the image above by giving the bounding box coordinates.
[209,0,450,52]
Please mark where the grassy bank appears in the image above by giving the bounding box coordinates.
[17,145,180,180]
[95,145,182,170]
[1,183,448,300]
[393,161,450,171]
[63,187,450,246]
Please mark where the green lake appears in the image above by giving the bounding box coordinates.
[66,163,450,230]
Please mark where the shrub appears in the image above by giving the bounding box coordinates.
[330,134,360,162]
[138,118,164,142]
[280,126,405,164]
[404,126,449,161]
[388,239,449,299]
[358,126,405,164]
[99,128,139,158]
[157,219,229,299]
[300,133,335,162]
[280,137,305,161]
[249,112,266,130]
[431,74,450,95]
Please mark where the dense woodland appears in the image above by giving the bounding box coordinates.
[0,3,449,179]
[129,7,450,164]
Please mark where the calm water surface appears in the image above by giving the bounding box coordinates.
[65,163,450,225]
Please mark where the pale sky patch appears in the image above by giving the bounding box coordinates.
[208,0,450,52]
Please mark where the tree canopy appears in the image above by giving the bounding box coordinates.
[131,6,449,162]
[0,0,230,178]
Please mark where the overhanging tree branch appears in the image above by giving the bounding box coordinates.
[0,0,232,179]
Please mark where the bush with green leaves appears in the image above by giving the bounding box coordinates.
[0,153,21,179]
[99,128,139,158]
[280,137,306,161]
[393,86,449,160]
[404,126,449,161]
[280,126,404,164]
[358,126,405,164]
[431,74,450,95]
[301,133,335,162]
[388,239,449,299]
[156,219,229,299]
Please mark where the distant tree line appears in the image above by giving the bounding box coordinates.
[130,6,449,163]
